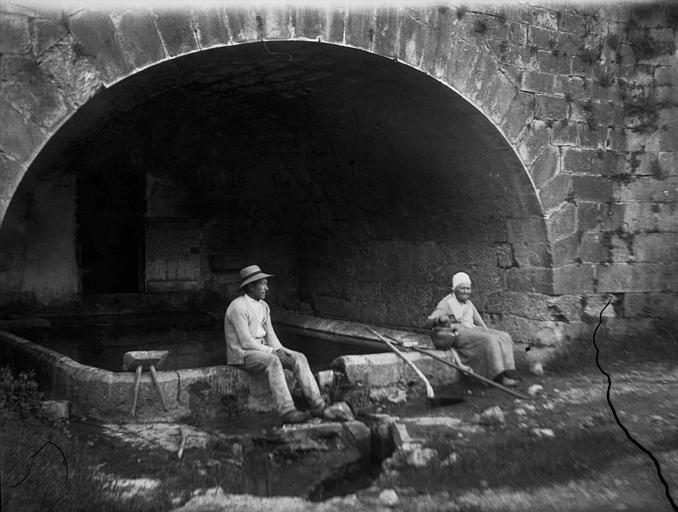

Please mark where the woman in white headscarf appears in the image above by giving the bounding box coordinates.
[426,272,518,387]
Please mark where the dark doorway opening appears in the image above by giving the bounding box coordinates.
[77,152,145,294]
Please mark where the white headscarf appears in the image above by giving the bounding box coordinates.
[452,272,471,289]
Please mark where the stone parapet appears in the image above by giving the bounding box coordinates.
[0,329,280,421]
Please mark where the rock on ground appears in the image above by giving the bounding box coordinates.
[379,489,399,506]
[479,406,505,426]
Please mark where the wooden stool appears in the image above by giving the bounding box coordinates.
[122,350,170,416]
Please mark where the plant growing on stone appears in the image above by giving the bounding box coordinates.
[597,72,615,88]
[473,19,488,34]
[548,39,558,52]
[630,35,676,60]
[624,92,660,133]
[606,34,621,52]
[581,100,597,131]
[0,366,43,414]
[578,45,600,66]
[650,157,668,179]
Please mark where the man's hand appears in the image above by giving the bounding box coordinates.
[438,315,457,327]
[275,348,295,367]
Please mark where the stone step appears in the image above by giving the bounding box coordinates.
[332,350,461,390]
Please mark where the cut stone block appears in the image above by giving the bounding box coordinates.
[41,400,69,420]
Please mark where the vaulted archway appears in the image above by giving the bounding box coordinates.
[0,40,549,334]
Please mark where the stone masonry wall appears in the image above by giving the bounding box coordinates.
[0,3,676,349]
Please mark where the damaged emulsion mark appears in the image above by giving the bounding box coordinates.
[0,440,69,512]
[255,14,293,62]
[593,297,678,511]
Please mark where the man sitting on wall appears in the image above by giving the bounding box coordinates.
[224,264,327,424]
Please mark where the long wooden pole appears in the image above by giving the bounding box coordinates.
[379,331,532,401]
[365,326,435,399]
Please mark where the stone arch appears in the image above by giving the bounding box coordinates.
[1,5,586,338]
[1,6,558,234]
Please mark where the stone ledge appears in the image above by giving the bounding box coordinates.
[332,351,461,391]
[0,329,283,421]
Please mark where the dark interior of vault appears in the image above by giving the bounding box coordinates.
[0,42,547,330]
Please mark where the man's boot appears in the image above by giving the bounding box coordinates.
[310,402,327,419]
[281,409,310,424]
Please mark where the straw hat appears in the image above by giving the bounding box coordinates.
[239,265,274,289]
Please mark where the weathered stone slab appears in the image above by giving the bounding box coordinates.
[31,17,69,57]
[546,203,577,240]
[0,96,47,162]
[0,55,72,129]
[571,176,614,202]
[624,292,678,319]
[553,263,596,294]
[551,122,578,146]
[486,291,583,322]
[561,147,620,176]
[153,9,199,57]
[41,400,69,420]
[324,6,345,44]
[618,177,678,202]
[258,7,292,40]
[333,350,461,392]
[535,93,567,120]
[501,92,535,142]
[513,241,551,267]
[596,263,678,293]
[552,233,579,265]
[398,7,427,66]
[345,8,374,50]
[118,8,167,68]
[506,215,547,243]
[224,8,258,43]
[444,36,482,95]
[516,120,550,165]
[656,203,678,231]
[577,232,608,264]
[539,174,572,211]
[68,10,132,79]
[0,13,30,53]
[505,267,553,294]
[421,6,456,78]
[633,233,678,262]
[38,34,105,107]
[0,152,25,199]
[290,6,324,41]
[373,5,400,58]
[508,20,527,45]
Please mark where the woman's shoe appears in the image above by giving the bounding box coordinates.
[500,376,518,387]
[503,370,522,381]
[310,404,327,418]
